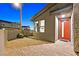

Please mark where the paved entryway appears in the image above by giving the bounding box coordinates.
[4,38,76,56]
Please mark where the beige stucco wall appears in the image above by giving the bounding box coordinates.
[34,7,55,42]
[6,29,19,41]
[73,3,79,52]
[0,29,19,55]
[0,30,7,55]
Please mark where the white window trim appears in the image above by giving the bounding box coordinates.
[35,21,38,32]
[39,20,45,33]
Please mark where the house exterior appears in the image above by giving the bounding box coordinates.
[22,26,30,30]
[32,3,73,42]
[0,20,20,29]
[22,26,31,37]
[32,3,79,53]
[0,20,20,41]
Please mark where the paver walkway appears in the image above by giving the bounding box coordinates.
[4,38,77,56]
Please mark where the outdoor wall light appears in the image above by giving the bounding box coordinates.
[61,14,65,18]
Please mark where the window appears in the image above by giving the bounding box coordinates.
[39,20,45,32]
[35,21,38,32]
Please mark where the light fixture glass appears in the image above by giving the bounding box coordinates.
[62,14,65,18]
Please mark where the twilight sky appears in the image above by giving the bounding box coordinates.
[0,3,47,30]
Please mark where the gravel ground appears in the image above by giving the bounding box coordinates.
[6,37,50,49]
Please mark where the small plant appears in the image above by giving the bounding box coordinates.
[17,33,24,38]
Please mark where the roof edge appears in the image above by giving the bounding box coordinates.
[31,3,56,21]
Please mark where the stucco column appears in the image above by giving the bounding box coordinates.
[74,3,79,52]
[49,14,55,42]
[0,30,6,55]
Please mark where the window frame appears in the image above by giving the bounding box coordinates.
[39,20,45,33]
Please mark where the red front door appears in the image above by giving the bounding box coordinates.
[58,18,70,41]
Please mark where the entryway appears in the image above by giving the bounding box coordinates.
[55,11,73,44]
[58,16,71,42]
